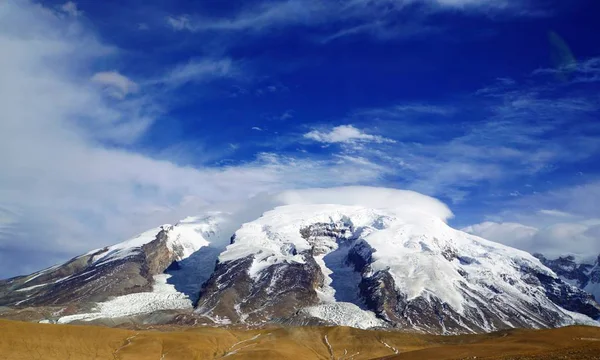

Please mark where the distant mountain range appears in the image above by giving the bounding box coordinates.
[1,188,598,334]
[534,253,600,303]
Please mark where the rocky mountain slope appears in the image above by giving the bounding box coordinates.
[534,254,600,303]
[0,216,221,314]
[1,188,599,334]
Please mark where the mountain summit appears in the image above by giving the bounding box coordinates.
[1,188,599,334]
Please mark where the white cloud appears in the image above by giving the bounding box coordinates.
[165,0,534,41]
[279,110,294,120]
[166,15,191,31]
[368,85,598,201]
[304,125,395,144]
[294,84,599,204]
[533,57,600,84]
[60,1,82,17]
[0,1,389,278]
[464,181,600,260]
[463,222,539,249]
[157,58,235,88]
[272,187,453,221]
[539,209,574,218]
[353,103,454,119]
[167,1,326,33]
[464,220,600,261]
[431,0,510,8]
[91,71,139,99]
[251,127,263,131]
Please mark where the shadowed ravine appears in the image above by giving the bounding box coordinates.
[165,246,222,304]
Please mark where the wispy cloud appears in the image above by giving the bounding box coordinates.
[304,125,396,144]
[166,15,192,31]
[279,110,294,121]
[353,103,455,118]
[165,0,538,41]
[538,209,575,218]
[154,58,236,88]
[91,71,139,99]
[167,1,328,32]
[0,1,389,278]
[59,1,82,17]
[464,181,600,259]
[533,56,600,84]
[301,70,600,203]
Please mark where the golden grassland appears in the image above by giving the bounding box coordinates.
[1,319,599,359]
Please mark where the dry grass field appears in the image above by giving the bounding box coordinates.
[1,319,599,359]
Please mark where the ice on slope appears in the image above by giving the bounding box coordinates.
[58,274,191,323]
[314,244,365,305]
[302,303,385,329]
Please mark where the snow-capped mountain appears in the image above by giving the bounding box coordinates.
[1,187,599,334]
[534,254,600,303]
[195,203,600,333]
[0,216,221,310]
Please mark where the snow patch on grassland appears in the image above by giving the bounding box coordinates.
[57,274,192,323]
[301,303,385,329]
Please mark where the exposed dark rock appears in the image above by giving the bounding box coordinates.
[195,252,324,323]
[0,227,185,307]
[535,272,600,319]
[535,253,600,304]
[534,254,593,288]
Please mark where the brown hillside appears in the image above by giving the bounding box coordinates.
[0,319,599,359]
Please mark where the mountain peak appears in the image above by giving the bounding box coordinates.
[1,189,599,334]
[196,203,600,333]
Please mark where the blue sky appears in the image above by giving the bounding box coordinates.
[0,0,599,277]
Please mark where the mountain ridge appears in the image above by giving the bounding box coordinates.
[535,253,600,303]
[1,188,599,334]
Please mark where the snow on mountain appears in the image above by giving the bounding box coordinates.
[2,187,599,334]
[87,214,224,266]
[535,254,600,303]
[583,257,600,302]
[87,226,171,265]
[57,274,192,323]
[199,197,600,333]
[53,215,230,323]
[0,213,230,311]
